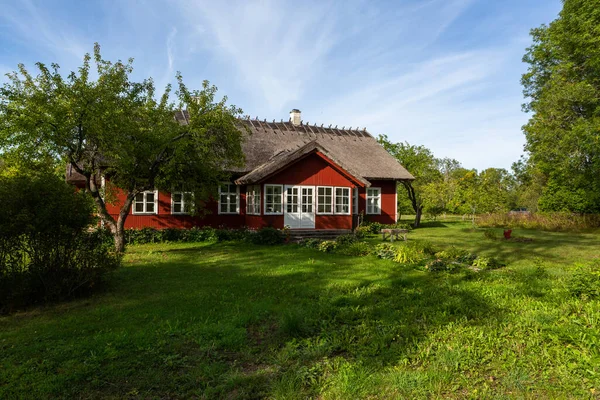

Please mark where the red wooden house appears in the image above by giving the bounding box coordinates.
[67,109,413,232]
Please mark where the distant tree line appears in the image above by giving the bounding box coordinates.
[381,0,600,226]
[378,136,520,227]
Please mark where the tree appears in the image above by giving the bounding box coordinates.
[378,135,441,227]
[522,0,600,213]
[0,171,121,311]
[0,44,245,252]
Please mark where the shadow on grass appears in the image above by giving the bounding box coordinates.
[1,242,506,399]
[76,243,504,397]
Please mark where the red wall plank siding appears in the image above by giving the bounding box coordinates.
[97,154,398,230]
[104,184,246,229]
[263,153,356,187]
[362,180,397,225]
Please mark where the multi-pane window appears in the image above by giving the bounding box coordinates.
[366,187,381,215]
[335,187,350,214]
[246,185,261,215]
[317,187,333,214]
[219,183,239,214]
[133,190,158,214]
[171,192,193,214]
[353,188,358,215]
[264,185,283,214]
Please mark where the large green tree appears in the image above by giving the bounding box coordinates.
[0,44,245,252]
[378,135,442,227]
[522,0,600,213]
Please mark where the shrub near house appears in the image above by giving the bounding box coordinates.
[0,173,120,312]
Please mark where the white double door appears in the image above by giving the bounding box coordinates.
[284,185,315,229]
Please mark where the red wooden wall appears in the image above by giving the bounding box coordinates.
[99,152,398,230]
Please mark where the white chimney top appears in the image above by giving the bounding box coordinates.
[289,109,301,126]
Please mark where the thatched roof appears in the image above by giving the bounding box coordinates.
[66,111,414,186]
[177,111,414,185]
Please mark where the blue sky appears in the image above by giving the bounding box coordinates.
[0,0,562,170]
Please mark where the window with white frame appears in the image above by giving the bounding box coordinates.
[317,186,333,214]
[219,183,239,214]
[264,185,283,214]
[171,192,193,214]
[353,188,358,215]
[246,185,261,215]
[366,187,381,215]
[335,187,350,214]
[133,190,158,214]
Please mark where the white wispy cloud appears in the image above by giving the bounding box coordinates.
[175,0,339,111]
[167,27,177,73]
[0,0,87,61]
[0,0,561,170]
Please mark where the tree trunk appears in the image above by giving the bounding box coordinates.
[114,221,126,253]
[80,168,134,253]
[414,206,423,228]
[402,181,422,228]
[113,196,134,253]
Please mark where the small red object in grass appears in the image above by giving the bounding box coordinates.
[503,229,512,239]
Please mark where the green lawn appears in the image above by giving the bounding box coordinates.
[1,222,599,399]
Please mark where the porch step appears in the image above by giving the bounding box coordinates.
[288,229,352,241]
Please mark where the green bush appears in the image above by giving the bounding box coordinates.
[0,173,121,313]
[337,242,372,257]
[336,233,358,246]
[411,240,437,256]
[568,262,600,299]
[472,256,505,270]
[435,246,471,261]
[365,222,385,234]
[373,243,397,260]
[186,227,217,242]
[318,240,337,253]
[425,258,464,273]
[250,227,284,245]
[394,244,427,265]
[298,238,322,249]
[354,225,371,239]
[425,258,450,272]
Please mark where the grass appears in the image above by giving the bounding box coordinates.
[1,221,599,398]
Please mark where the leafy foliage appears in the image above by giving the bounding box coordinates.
[337,242,372,257]
[521,0,600,213]
[477,212,600,232]
[0,173,121,312]
[122,226,284,245]
[249,227,285,245]
[318,240,338,253]
[471,256,505,271]
[0,44,245,252]
[373,243,398,260]
[335,233,358,246]
[568,262,600,299]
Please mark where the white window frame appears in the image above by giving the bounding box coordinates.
[246,185,261,215]
[264,184,283,215]
[316,186,334,215]
[171,191,193,215]
[218,183,240,215]
[366,187,381,215]
[334,187,351,215]
[353,188,359,215]
[132,190,158,215]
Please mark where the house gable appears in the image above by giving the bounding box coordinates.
[262,152,356,188]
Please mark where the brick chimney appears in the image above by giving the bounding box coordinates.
[289,109,301,126]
